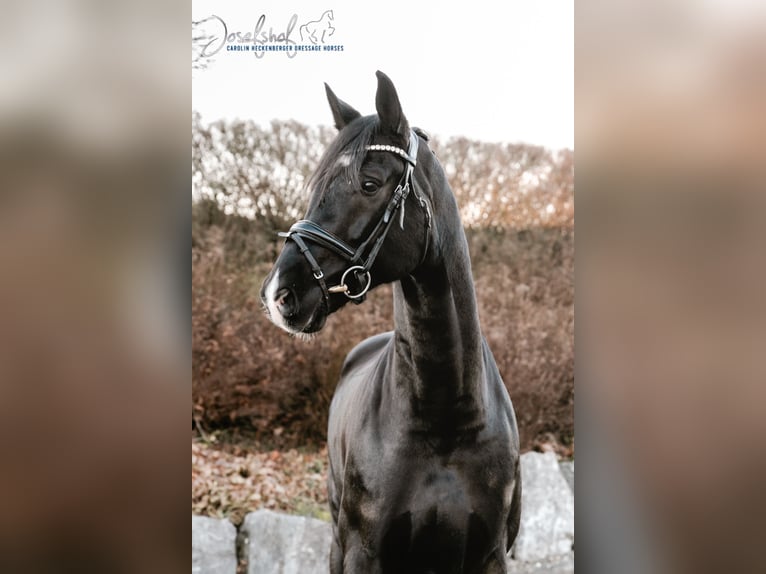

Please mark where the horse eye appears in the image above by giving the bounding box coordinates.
[362,181,379,194]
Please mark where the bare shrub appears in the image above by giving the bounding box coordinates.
[192,117,574,454]
[192,201,572,453]
[470,227,574,453]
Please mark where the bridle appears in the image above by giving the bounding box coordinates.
[278,129,431,307]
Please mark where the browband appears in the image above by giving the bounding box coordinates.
[364,136,417,166]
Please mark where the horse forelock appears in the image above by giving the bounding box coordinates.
[308,116,377,205]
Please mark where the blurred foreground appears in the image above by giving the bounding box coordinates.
[578,1,766,573]
[0,0,188,571]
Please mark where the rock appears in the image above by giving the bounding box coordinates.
[241,509,331,574]
[559,460,574,494]
[192,515,237,574]
[507,551,574,573]
[513,452,575,562]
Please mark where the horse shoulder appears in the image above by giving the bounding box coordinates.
[329,331,393,460]
[328,332,394,551]
[338,331,393,385]
[330,331,392,438]
[481,338,516,417]
[480,337,522,552]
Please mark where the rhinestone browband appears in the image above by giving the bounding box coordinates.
[365,144,416,165]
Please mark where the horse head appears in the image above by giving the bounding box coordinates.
[261,72,431,335]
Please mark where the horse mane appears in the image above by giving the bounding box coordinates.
[308,115,378,203]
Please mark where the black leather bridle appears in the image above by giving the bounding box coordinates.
[279,129,431,307]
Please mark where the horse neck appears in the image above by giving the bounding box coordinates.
[390,171,486,428]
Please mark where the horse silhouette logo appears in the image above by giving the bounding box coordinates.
[300,10,335,44]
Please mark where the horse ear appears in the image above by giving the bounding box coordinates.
[325,83,361,130]
[375,71,408,140]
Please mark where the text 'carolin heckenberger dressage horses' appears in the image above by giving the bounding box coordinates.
[261,71,521,573]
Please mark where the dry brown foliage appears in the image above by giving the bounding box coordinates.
[192,437,329,526]
[192,203,573,454]
[192,117,573,456]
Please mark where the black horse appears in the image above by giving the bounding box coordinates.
[261,71,521,573]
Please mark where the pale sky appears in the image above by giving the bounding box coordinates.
[192,0,573,150]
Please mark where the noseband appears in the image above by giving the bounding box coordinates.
[279,130,431,307]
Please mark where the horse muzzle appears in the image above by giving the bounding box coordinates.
[260,265,328,335]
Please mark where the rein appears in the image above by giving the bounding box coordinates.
[279,129,431,306]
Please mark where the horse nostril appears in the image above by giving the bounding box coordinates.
[274,287,298,318]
